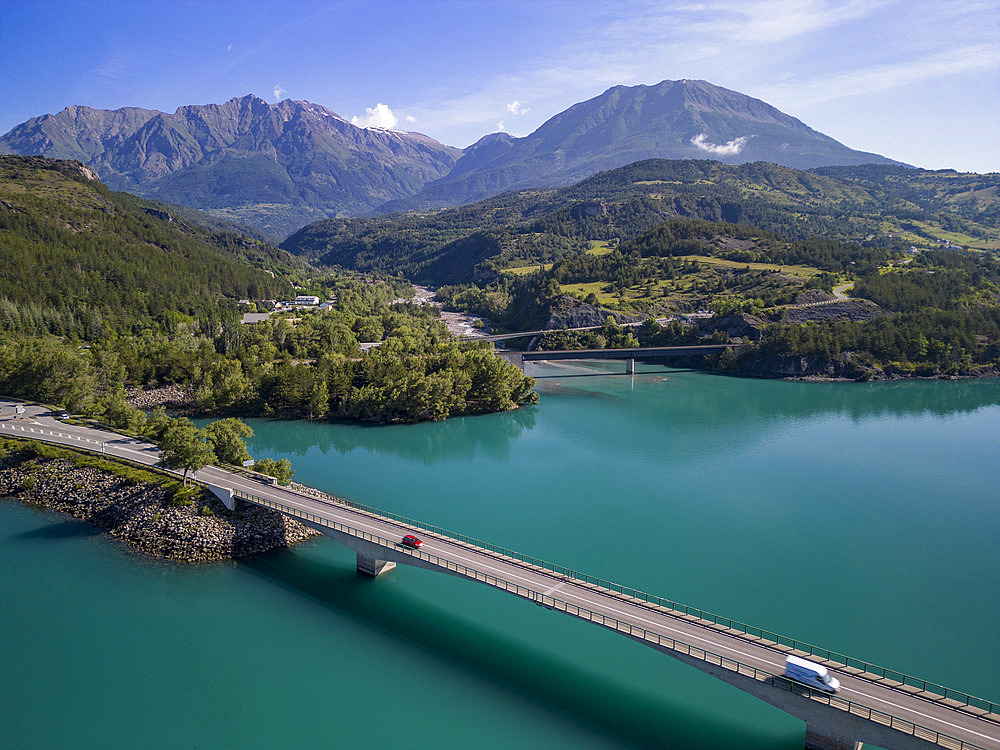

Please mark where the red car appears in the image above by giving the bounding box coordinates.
[401,534,423,549]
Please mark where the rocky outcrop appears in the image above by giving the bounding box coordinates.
[126,384,195,411]
[0,449,318,562]
[544,295,644,329]
[783,299,884,324]
[697,313,766,341]
[734,352,874,380]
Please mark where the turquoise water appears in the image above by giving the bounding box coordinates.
[2,367,998,749]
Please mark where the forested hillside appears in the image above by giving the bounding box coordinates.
[283,160,999,285]
[435,217,1000,379]
[0,156,537,423]
[0,155,293,336]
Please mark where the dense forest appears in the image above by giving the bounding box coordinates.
[0,156,538,423]
[437,219,1000,379]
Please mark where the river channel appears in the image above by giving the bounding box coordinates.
[2,365,998,749]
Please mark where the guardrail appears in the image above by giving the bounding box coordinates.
[280,481,999,719]
[235,487,989,750]
[3,419,996,726]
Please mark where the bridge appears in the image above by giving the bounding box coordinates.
[497,344,737,373]
[1,401,997,750]
[461,319,656,343]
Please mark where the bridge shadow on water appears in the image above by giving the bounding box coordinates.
[239,546,802,750]
[13,516,101,541]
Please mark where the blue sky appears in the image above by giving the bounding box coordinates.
[2,0,998,172]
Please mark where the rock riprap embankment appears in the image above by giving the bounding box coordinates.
[0,449,319,562]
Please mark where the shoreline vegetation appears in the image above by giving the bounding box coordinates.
[0,156,538,427]
[0,436,319,562]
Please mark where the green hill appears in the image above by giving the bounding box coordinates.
[283,159,999,285]
[0,155,293,337]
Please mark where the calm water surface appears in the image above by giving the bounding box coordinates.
[2,366,998,749]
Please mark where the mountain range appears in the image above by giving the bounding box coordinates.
[1,80,904,237]
[0,96,460,237]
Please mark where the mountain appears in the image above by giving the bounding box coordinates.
[1,81,908,236]
[377,79,903,213]
[283,159,999,285]
[0,96,462,238]
[0,155,294,337]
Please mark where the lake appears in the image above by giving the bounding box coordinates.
[2,365,998,748]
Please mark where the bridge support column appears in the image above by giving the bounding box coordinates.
[207,484,237,511]
[357,551,396,577]
[625,358,635,374]
[804,724,863,750]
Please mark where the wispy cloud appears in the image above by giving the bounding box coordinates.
[759,43,1000,107]
[351,103,398,129]
[396,0,997,162]
[645,0,893,45]
[273,84,285,101]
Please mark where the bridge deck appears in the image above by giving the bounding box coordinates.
[1,402,996,750]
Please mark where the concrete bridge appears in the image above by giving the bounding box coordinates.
[461,319,658,343]
[498,344,737,373]
[1,402,997,750]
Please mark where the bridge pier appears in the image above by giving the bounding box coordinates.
[625,358,635,374]
[357,552,396,577]
[353,539,396,577]
[206,484,237,511]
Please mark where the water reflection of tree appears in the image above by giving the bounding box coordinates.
[245,406,538,464]
[537,365,1000,423]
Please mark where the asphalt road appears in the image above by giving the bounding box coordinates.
[1,399,996,750]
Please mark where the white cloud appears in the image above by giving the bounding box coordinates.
[351,103,399,129]
[273,84,285,101]
[691,133,748,156]
[405,115,416,123]
[506,100,528,116]
[497,121,505,131]
[226,43,233,52]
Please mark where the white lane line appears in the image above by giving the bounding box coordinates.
[6,421,994,743]
[544,582,565,597]
[249,491,995,742]
[838,687,998,743]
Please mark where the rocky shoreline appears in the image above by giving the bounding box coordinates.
[0,444,319,562]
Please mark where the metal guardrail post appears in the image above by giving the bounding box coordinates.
[232,489,989,749]
[4,426,996,736]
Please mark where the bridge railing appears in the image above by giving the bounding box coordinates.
[274,481,1000,719]
[3,422,995,722]
[235,487,989,750]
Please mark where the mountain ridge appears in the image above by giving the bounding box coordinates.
[2,81,906,236]
[378,79,904,213]
[0,95,461,237]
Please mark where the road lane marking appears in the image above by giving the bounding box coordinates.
[4,419,994,745]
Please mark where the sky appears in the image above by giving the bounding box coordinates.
[1,0,998,173]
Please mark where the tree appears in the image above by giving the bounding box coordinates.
[255,457,294,486]
[203,418,254,466]
[159,418,215,486]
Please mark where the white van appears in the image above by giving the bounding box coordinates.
[784,655,841,693]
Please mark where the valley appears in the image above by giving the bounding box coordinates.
[3,8,999,749]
